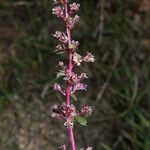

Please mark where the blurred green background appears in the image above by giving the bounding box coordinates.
[0,0,150,150]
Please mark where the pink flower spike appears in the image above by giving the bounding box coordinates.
[53,31,68,43]
[70,3,80,13]
[52,0,95,149]
[52,6,64,19]
[83,52,95,63]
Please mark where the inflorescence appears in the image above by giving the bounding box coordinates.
[51,0,95,149]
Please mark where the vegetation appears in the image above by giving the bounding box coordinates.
[0,0,150,149]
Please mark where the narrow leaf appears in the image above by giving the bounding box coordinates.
[75,116,87,126]
[56,71,65,79]
[71,94,78,101]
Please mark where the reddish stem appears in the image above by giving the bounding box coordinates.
[64,2,76,150]
[69,128,76,150]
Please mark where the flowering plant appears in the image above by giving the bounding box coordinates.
[52,0,95,149]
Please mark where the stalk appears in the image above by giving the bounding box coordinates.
[52,1,95,149]
[64,2,76,150]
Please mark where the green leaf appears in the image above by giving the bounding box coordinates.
[75,116,87,126]
[71,94,78,101]
[56,71,65,79]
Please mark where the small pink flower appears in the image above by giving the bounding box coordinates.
[53,31,68,43]
[71,15,80,28]
[61,145,66,150]
[52,103,77,128]
[55,44,67,53]
[70,3,80,13]
[69,40,80,49]
[64,103,77,128]
[58,61,64,68]
[52,105,62,118]
[73,52,82,66]
[56,44,62,50]
[69,72,87,84]
[71,73,78,84]
[78,73,88,80]
[67,15,80,29]
[52,6,64,19]
[81,106,93,117]
[64,119,74,128]
[83,52,95,62]
[53,83,66,95]
[53,83,61,91]
[72,83,87,93]
[66,104,77,118]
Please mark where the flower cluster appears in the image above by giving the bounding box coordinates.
[66,15,80,29]
[81,106,93,117]
[52,103,77,128]
[69,40,80,49]
[52,0,95,149]
[73,52,95,66]
[52,6,64,18]
[53,71,89,95]
[53,31,68,43]
[52,2,80,29]
[70,72,88,93]
[70,3,80,13]
[52,103,92,128]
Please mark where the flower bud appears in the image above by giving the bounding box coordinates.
[83,52,95,62]
[70,3,80,13]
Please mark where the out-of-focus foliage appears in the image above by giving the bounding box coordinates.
[0,0,150,150]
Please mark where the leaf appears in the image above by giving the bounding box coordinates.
[71,94,78,101]
[56,71,65,79]
[75,116,87,126]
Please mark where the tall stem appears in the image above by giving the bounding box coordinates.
[69,128,76,150]
[64,2,76,150]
